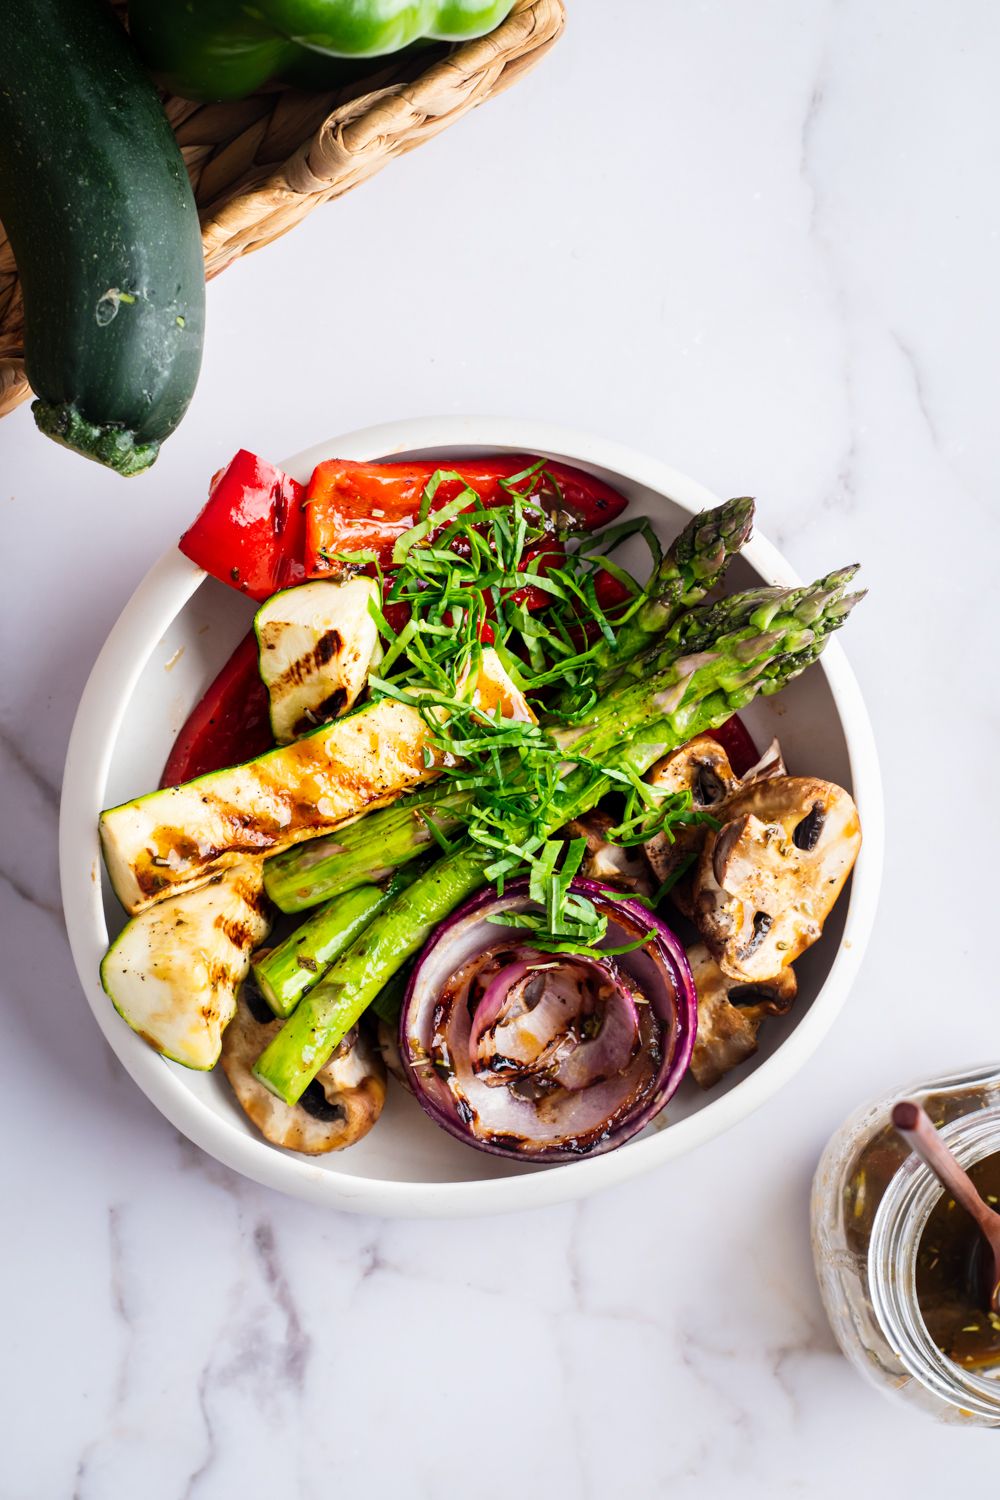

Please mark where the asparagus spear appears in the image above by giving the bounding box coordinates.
[597,495,754,666]
[546,496,754,718]
[251,864,424,1017]
[264,784,467,913]
[254,571,862,1104]
[262,569,848,914]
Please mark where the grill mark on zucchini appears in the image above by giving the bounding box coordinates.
[293,688,348,737]
[255,580,380,744]
[217,914,261,948]
[101,697,449,911]
[100,862,271,1068]
[270,627,345,691]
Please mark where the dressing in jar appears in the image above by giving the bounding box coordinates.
[811,1063,1000,1425]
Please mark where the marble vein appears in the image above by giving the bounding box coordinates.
[891,332,942,451]
[0,865,63,924]
[796,36,861,529]
[252,1221,312,1391]
[0,721,60,809]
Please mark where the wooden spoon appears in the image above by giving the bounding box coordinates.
[892,1099,1000,1316]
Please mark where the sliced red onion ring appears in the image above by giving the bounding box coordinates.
[399,879,697,1162]
[468,948,641,1091]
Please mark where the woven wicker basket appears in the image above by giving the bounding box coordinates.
[0,0,564,419]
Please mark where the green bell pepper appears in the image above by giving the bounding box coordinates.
[128,0,517,101]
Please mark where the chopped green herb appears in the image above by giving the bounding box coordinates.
[347,469,688,949]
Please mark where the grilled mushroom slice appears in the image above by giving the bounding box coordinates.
[692,776,861,981]
[687,943,797,1088]
[643,735,786,913]
[643,736,741,887]
[221,989,386,1154]
[562,810,653,896]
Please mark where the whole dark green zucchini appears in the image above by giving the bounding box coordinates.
[0,0,205,475]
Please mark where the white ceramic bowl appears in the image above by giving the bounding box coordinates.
[60,417,883,1216]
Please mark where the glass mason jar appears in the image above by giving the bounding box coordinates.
[812,1063,1000,1426]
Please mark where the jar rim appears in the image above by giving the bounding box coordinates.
[868,1101,1000,1420]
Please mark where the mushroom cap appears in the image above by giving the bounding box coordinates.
[644,736,789,913]
[221,990,386,1154]
[692,776,861,982]
[646,734,741,802]
[562,810,653,896]
[687,942,797,1088]
[643,736,741,885]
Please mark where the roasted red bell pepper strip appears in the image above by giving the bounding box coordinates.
[159,631,273,787]
[179,449,307,601]
[178,452,627,602]
[305,456,628,575]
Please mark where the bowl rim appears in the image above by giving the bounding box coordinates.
[59,415,884,1217]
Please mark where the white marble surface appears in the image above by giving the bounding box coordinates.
[2,0,999,1491]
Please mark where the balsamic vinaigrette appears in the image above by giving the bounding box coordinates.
[915,1153,1000,1372]
[843,1089,1000,1374]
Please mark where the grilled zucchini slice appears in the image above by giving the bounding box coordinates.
[100,650,535,914]
[100,862,271,1068]
[254,577,381,744]
[100,697,445,913]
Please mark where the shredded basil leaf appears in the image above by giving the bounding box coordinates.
[354,467,694,945]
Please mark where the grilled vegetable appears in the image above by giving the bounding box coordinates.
[221,993,385,1154]
[644,734,787,913]
[263,781,468,912]
[160,631,272,787]
[398,881,696,1161]
[255,577,381,744]
[549,498,755,721]
[566,496,755,698]
[254,573,863,1105]
[0,0,205,474]
[686,943,797,1089]
[643,735,743,890]
[179,451,307,601]
[100,862,270,1068]
[251,866,424,1017]
[102,698,448,914]
[692,777,862,981]
[102,650,535,913]
[304,456,628,578]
